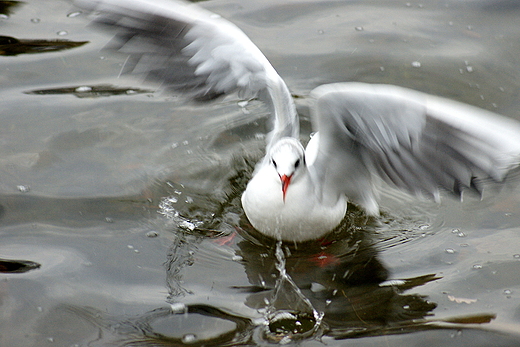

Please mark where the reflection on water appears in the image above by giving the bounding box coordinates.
[0,35,88,56]
[52,204,497,345]
[0,257,40,273]
[113,168,496,344]
[0,142,515,344]
[2,0,520,345]
[25,84,153,98]
[0,0,22,16]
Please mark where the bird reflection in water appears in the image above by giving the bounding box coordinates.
[64,222,492,346]
[55,197,496,346]
[232,216,439,342]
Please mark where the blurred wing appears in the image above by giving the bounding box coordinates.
[310,83,520,213]
[75,0,298,145]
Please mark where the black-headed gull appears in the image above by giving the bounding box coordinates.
[77,0,520,241]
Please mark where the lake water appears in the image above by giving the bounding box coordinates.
[2,0,520,346]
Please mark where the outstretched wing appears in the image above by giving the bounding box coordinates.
[310,82,520,214]
[75,0,298,146]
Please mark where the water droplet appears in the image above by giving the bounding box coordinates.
[503,289,512,295]
[450,330,463,338]
[513,254,520,259]
[445,248,456,254]
[355,26,364,31]
[17,185,30,193]
[472,264,482,270]
[232,254,243,262]
[75,86,92,93]
[31,18,40,23]
[181,334,197,343]
[179,220,195,231]
[182,140,189,146]
[317,29,324,34]
[310,282,326,293]
[451,228,460,234]
[104,217,114,223]
[403,305,410,309]
[67,11,82,18]
[466,66,474,73]
[146,231,158,238]
[56,30,68,36]
[185,196,193,204]
[170,302,187,313]
[411,61,421,68]
[0,14,9,20]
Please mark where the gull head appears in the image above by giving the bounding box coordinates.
[268,137,306,201]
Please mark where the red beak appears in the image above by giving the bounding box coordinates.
[280,174,292,202]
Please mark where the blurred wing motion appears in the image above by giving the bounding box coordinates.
[75,0,298,146]
[310,83,520,214]
[76,0,520,240]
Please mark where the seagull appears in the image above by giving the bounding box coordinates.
[76,0,520,241]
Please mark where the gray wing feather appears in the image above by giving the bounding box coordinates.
[76,0,265,99]
[75,0,298,144]
[310,83,520,213]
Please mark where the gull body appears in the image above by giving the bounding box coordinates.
[241,137,348,241]
[77,0,520,241]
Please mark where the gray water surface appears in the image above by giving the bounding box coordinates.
[1,0,520,346]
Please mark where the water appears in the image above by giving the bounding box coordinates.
[2,0,520,346]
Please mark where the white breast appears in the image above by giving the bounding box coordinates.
[241,163,347,241]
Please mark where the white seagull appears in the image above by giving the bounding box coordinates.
[77,0,520,241]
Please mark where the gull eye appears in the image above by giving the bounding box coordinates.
[272,159,277,169]
[294,159,300,168]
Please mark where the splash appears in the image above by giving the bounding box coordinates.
[158,195,203,232]
[261,241,324,343]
